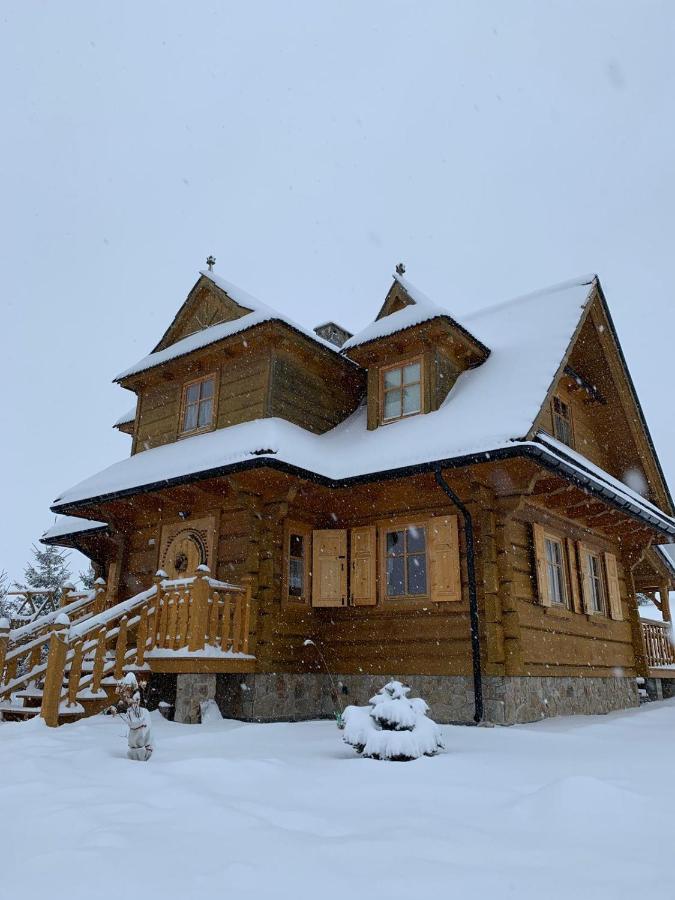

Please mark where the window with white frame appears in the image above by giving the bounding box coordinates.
[544,535,568,605]
[586,551,606,614]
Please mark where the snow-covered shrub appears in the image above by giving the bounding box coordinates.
[342,680,444,761]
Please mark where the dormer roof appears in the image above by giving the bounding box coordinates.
[115,270,349,383]
[342,274,490,367]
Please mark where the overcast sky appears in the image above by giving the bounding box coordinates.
[1,1,674,584]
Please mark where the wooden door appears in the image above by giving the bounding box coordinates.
[166,534,203,579]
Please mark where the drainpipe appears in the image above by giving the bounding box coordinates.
[434,465,484,724]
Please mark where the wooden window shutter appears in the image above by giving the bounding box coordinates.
[350,526,377,606]
[312,529,347,607]
[577,542,593,614]
[532,523,551,607]
[604,551,623,620]
[428,515,461,602]
[566,538,582,613]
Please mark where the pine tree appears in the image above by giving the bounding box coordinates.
[0,569,11,620]
[18,544,72,599]
[342,680,444,761]
[79,564,96,590]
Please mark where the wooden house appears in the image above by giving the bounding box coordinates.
[5,265,675,726]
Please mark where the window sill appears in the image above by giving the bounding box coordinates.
[177,423,216,440]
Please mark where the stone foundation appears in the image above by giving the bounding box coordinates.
[174,673,217,724]
[205,672,638,725]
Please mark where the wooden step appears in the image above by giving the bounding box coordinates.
[0,703,41,721]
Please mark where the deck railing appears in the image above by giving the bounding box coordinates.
[150,567,251,656]
[0,566,252,726]
[641,618,675,670]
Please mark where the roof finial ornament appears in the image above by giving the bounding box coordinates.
[395,262,406,276]
[206,255,216,272]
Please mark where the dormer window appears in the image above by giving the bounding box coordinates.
[380,358,423,423]
[180,374,216,435]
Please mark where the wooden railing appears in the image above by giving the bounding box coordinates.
[150,567,251,656]
[0,584,104,708]
[641,618,675,669]
[0,566,252,726]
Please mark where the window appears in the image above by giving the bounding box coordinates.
[381,359,423,423]
[283,521,312,604]
[544,536,568,605]
[288,533,306,599]
[552,396,573,447]
[180,374,215,434]
[385,525,427,597]
[586,551,606,614]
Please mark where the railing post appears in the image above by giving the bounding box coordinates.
[68,640,84,707]
[93,578,107,615]
[114,616,128,680]
[188,566,210,652]
[60,582,75,609]
[0,618,10,684]
[40,614,70,727]
[137,606,149,667]
[91,626,107,694]
[240,576,252,655]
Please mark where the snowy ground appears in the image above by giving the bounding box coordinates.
[2,703,674,899]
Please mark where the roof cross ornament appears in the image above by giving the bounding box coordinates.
[395,262,406,276]
[206,255,216,272]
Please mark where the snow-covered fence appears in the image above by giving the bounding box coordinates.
[641,618,675,669]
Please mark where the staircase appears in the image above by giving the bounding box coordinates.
[0,568,252,726]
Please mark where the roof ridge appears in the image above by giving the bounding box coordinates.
[464,274,597,322]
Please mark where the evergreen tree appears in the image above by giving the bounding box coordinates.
[0,569,12,620]
[79,564,96,590]
[342,680,444,761]
[18,544,72,599]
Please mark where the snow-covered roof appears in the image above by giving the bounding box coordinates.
[115,270,343,381]
[114,402,137,427]
[342,273,488,352]
[54,272,675,536]
[42,516,108,542]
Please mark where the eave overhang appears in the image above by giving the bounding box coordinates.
[51,441,675,540]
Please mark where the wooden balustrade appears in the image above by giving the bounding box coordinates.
[1,568,253,726]
[148,568,251,656]
[641,618,675,670]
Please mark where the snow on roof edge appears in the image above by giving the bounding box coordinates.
[114,403,137,427]
[42,516,108,542]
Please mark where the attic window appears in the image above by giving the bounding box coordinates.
[180,374,216,435]
[552,396,573,447]
[380,358,423,423]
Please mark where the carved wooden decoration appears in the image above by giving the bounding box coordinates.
[159,516,217,579]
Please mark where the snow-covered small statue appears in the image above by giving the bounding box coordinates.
[109,672,154,761]
[342,680,443,761]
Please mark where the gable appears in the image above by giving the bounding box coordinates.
[375,281,416,320]
[153,275,253,352]
[531,285,673,514]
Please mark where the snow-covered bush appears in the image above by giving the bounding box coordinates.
[342,680,444,761]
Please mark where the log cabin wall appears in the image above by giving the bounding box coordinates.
[132,349,271,453]
[95,461,646,683]
[501,507,637,678]
[268,347,363,434]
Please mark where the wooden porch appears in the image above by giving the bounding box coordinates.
[0,568,254,725]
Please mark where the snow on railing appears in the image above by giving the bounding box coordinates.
[9,586,99,644]
[37,567,251,726]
